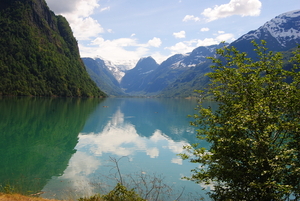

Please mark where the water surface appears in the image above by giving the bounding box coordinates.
[0,97,212,200]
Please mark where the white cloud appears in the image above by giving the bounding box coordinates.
[165,42,195,54]
[149,52,169,64]
[173,31,186,39]
[171,158,183,165]
[146,147,159,158]
[46,0,104,40]
[131,33,136,37]
[107,29,114,33]
[196,38,219,47]
[182,15,200,22]
[80,36,164,67]
[200,27,209,32]
[166,32,235,54]
[216,33,235,42]
[202,0,262,22]
[147,37,162,47]
[218,30,225,34]
[46,0,79,14]
[68,16,104,40]
[100,6,110,12]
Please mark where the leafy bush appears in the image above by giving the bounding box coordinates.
[78,183,145,201]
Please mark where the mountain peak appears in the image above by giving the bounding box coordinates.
[136,56,157,67]
[234,9,300,50]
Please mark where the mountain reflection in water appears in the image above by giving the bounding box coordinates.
[0,97,213,200]
[42,98,212,200]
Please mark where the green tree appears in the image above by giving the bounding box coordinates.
[181,41,300,200]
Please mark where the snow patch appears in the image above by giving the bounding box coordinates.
[237,9,300,47]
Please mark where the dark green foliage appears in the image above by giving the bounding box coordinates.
[181,41,300,200]
[0,0,106,97]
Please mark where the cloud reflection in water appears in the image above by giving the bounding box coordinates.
[77,108,187,160]
[42,100,205,200]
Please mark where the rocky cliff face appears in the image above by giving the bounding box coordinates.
[0,0,106,97]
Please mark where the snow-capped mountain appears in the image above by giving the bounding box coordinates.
[113,60,139,71]
[83,57,124,96]
[176,44,227,68]
[231,9,300,54]
[103,60,125,82]
[160,9,300,97]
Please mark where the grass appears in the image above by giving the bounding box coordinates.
[0,193,62,201]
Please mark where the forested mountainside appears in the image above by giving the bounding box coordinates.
[0,0,106,97]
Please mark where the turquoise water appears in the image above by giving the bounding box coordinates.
[0,97,212,200]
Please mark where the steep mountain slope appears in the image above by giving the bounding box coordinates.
[141,54,189,95]
[159,61,212,97]
[0,0,105,97]
[83,58,124,96]
[159,9,300,97]
[230,9,300,57]
[103,59,125,83]
[120,56,159,94]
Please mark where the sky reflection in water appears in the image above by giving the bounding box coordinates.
[42,98,211,200]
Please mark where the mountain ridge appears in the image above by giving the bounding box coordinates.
[83,9,300,97]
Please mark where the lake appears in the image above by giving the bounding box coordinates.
[0,97,213,200]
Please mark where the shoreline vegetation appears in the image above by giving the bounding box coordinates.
[0,193,61,201]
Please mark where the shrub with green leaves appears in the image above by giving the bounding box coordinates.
[181,41,300,200]
[78,183,145,201]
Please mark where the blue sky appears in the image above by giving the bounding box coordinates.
[46,0,299,66]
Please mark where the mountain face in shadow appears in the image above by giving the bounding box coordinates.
[83,58,125,96]
[0,97,102,194]
[120,56,159,94]
[0,0,105,97]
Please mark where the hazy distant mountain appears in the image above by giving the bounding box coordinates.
[140,53,196,95]
[119,43,226,95]
[120,56,159,94]
[83,58,124,96]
